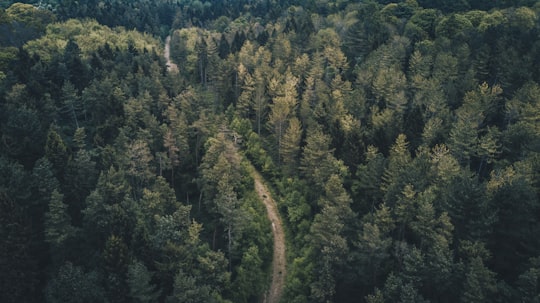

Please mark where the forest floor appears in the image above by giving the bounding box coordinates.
[251,169,286,303]
[164,36,178,72]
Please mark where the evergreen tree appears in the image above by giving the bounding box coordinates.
[45,262,105,303]
[45,189,75,250]
[267,72,298,164]
[300,125,347,188]
[45,125,68,179]
[0,157,40,302]
[127,261,160,303]
[281,116,302,176]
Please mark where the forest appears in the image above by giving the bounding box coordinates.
[1,0,540,302]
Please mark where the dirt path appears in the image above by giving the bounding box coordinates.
[164,36,178,73]
[251,169,286,303]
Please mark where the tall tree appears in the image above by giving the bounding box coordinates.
[353,204,394,292]
[127,261,160,303]
[300,125,347,188]
[487,165,540,278]
[64,128,98,225]
[103,234,130,303]
[352,146,387,214]
[0,158,39,303]
[461,256,497,303]
[60,81,83,128]
[161,103,189,185]
[198,132,248,264]
[45,262,105,303]
[232,246,265,303]
[45,125,69,179]
[267,72,299,163]
[281,116,303,176]
[125,139,154,199]
[45,189,75,253]
[309,174,355,303]
[381,134,412,204]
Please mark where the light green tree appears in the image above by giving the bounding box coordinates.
[281,117,302,176]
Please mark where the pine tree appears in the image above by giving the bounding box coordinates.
[487,166,540,278]
[45,125,68,179]
[60,81,82,128]
[309,174,354,303]
[461,257,497,303]
[381,134,413,205]
[281,117,302,176]
[300,125,347,188]
[45,262,105,303]
[252,68,268,136]
[0,158,39,303]
[169,270,212,303]
[516,257,540,302]
[232,246,265,303]
[45,189,75,249]
[267,72,298,163]
[127,261,160,303]
[104,234,129,303]
[354,204,394,288]
[126,139,154,198]
[352,145,387,214]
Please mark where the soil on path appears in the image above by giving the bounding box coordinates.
[251,169,286,303]
[164,36,178,73]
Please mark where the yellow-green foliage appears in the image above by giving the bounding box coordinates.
[6,3,55,29]
[171,27,199,74]
[6,3,36,23]
[24,19,160,61]
[0,46,17,69]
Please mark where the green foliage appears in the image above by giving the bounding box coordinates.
[487,166,540,278]
[45,189,75,248]
[245,131,276,174]
[0,3,55,47]
[0,157,40,302]
[45,125,68,176]
[127,261,160,303]
[516,257,540,302]
[300,125,347,188]
[232,246,265,302]
[2,1,540,302]
[461,256,498,303]
[45,262,105,303]
[25,19,159,61]
[169,270,213,303]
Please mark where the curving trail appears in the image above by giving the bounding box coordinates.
[165,34,284,300]
[164,35,178,73]
[251,169,286,303]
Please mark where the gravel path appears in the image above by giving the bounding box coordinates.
[252,170,286,303]
[164,36,178,72]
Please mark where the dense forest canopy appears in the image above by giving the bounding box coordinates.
[2,0,540,302]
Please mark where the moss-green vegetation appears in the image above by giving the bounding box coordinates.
[2,1,540,302]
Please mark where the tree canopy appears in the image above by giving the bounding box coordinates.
[1,0,540,302]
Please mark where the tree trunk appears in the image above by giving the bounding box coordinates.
[228,225,232,271]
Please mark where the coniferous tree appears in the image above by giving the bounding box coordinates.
[127,261,160,303]
[45,262,105,303]
[281,116,302,176]
[1,2,540,302]
[45,189,75,250]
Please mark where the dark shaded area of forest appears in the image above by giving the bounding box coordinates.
[2,1,540,303]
